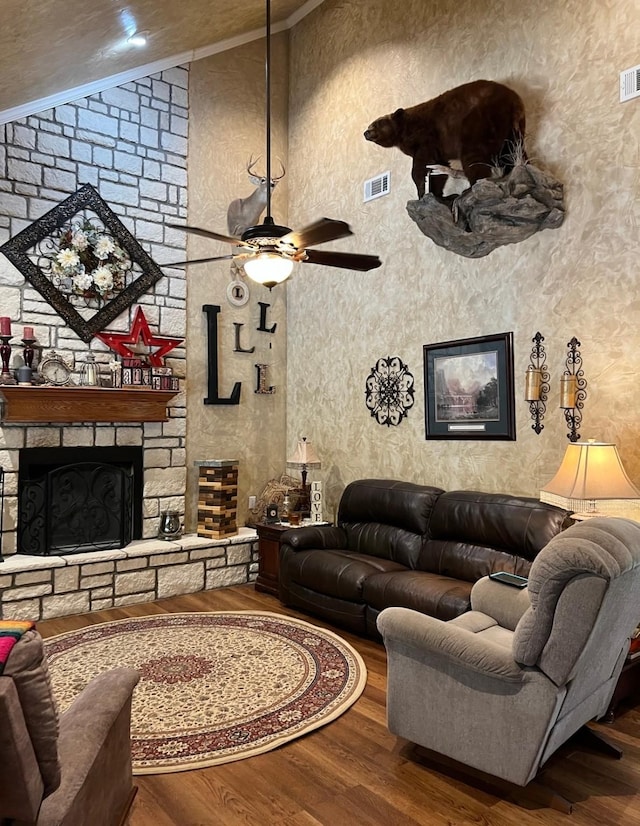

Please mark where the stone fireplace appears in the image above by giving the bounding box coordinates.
[0,406,258,623]
[0,66,259,622]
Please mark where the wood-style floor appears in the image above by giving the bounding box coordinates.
[38,584,640,826]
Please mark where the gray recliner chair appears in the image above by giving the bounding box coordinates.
[377,517,640,807]
[0,628,140,826]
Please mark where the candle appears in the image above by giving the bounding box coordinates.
[559,374,577,409]
[0,317,11,336]
[524,367,542,401]
[23,326,34,340]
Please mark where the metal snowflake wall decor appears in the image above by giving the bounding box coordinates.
[365,356,415,426]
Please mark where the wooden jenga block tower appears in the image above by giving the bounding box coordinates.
[195,459,239,539]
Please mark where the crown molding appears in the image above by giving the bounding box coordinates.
[0,0,326,126]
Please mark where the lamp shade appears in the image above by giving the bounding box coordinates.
[540,440,640,514]
[287,437,321,469]
[243,252,294,288]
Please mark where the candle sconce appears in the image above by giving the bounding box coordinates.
[0,465,4,562]
[524,332,549,434]
[560,336,587,442]
[0,337,16,385]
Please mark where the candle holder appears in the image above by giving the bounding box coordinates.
[0,336,16,385]
[524,332,549,435]
[561,337,587,442]
[22,338,36,368]
[22,339,45,384]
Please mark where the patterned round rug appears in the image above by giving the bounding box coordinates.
[44,611,367,775]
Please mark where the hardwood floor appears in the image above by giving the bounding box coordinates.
[38,584,640,825]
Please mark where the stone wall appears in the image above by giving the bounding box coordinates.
[0,66,190,556]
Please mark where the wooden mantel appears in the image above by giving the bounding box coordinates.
[0,386,179,423]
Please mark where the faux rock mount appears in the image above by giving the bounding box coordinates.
[407,163,565,258]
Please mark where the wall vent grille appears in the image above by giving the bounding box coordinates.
[364,171,390,202]
[620,65,640,102]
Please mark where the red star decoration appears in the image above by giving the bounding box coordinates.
[97,306,183,367]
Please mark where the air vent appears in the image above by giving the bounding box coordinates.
[364,171,390,202]
[620,64,640,102]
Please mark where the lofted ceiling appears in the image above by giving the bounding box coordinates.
[0,0,318,123]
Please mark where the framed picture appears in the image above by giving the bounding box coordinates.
[423,332,515,440]
[0,184,164,343]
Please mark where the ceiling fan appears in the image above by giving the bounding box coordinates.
[166,0,382,289]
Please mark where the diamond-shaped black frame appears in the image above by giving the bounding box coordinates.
[0,184,164,343]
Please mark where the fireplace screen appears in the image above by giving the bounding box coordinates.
[18,447,142,556]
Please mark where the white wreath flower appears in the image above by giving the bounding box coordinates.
[46,218,131,304]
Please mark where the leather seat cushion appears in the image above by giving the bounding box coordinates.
[363,570,473,621]
[284,549,407,602]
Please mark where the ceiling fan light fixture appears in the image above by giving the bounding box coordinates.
[243,251,294,288]
[240,217,291,243]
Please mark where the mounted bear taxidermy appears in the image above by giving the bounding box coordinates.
[364,79,526,198]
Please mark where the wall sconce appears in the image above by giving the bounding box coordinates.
[524,331,549,434]
[560,337,587,442]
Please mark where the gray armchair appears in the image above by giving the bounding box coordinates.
[0,629,139,826]
[377,517,640,806]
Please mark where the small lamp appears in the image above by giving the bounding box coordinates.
[540,439,640,520]
[286,437,321,516]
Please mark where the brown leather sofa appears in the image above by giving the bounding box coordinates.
[279,478,571,637]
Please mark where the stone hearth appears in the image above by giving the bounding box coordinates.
[0,528,258,621]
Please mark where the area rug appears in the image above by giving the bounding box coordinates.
[44,611,367,775]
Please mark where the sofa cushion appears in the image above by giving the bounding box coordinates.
[420,490,571,581]
[283,549,407,602]
[363,571,473,621]
[338,479,443,568]
[419,539,533,582]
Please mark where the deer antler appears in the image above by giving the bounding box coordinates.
[272,159,286,181]
[246,155,263,176]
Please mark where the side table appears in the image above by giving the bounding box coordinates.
[604,652,640,721]
[255,522,292,596]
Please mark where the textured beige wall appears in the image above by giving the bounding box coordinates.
[186,33,289,530]
[286,0,640,519]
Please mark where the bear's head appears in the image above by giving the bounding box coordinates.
[364,108,404,147]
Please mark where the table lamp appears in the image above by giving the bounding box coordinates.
[540,439,640,520]
[286,437,321,516]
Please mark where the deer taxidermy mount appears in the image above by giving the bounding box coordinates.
[166,0,381,289]
[227,156,285,237]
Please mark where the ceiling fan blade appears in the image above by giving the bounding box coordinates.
[302,249,382,272]
[163,254,236,266]
[279,218,353,250]
[167,222,241,246]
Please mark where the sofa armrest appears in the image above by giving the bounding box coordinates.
[57,666,139,743]
[377,606,527,683]
[470,575,531,631]
[282,525,347,551]
[38,667,140,826]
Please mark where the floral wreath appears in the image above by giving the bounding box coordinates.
[48,218,132,305]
